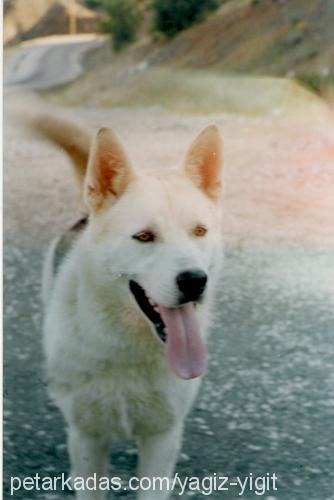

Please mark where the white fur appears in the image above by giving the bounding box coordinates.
[43,145,223,500]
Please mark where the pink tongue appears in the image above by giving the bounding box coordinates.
[158,303,208,380]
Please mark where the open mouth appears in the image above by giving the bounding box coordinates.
[129,280,208,380]
[129,280,167,343]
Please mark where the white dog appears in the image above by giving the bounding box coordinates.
[37,117,224,499]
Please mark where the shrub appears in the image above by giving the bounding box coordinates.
[101,0,140,51]
[297,73,322,94]
[153,0,219,38]
[84,0,102,9]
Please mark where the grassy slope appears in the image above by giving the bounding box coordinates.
[44,0,334,116]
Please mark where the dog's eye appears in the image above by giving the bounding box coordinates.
[133,231,155,243]
[193,225,207,237]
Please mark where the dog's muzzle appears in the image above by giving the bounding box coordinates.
[128,276,209,380]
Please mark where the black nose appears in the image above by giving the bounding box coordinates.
[176,269,208,302]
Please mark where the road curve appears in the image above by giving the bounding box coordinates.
[5,35,105,91]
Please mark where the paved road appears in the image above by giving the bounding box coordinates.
[5,35,104,90]
[4,41,334,500]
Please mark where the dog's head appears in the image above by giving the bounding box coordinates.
[83,126,223,380]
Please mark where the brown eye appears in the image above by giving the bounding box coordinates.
[193,225,207,237]
[133,231,155,243]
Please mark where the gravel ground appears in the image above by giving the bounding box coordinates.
[4,41,334,500]
[4,103,334,500]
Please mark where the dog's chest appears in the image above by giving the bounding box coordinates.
[47,280,190,440]
[70,368,177,440]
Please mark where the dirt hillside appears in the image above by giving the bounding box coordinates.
[147,0,334,79]
[4,0,99,45]
[45,0,333,106]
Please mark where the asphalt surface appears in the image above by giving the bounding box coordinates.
[4,39,334,500]
[4,36,104,90]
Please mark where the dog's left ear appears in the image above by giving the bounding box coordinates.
[183,125,223,202]
[84,127,134,210]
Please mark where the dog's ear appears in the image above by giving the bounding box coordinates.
[183,125,223,202]
[84,128,134,210]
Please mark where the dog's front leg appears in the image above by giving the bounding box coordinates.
[68,425,109,500]
[137,424,183,500]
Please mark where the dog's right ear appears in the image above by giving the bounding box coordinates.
[84,128,134,211]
